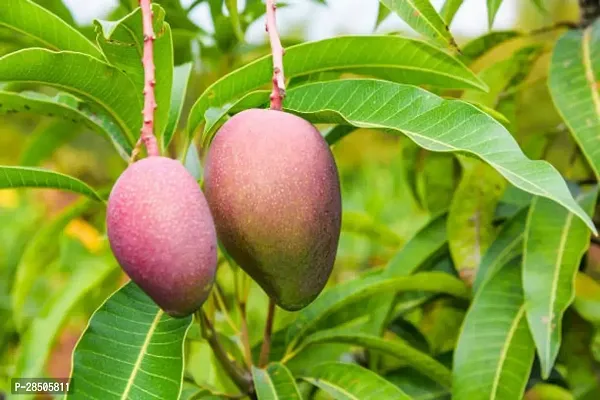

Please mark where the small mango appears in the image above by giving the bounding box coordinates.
[204,109,342,311]
[107,156,217,317]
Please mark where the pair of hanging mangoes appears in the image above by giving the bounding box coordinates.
[105,108,342,317]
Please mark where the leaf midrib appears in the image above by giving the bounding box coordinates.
[489,305,526,399]
[121,310,163,399]
[582,27,600,127]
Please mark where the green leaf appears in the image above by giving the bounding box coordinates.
[252,363,302,400]
[68,282,193,399]
[0,0,102,57]
[292,329,452,388]
[453,257,535,400]
[341,211,403,247]
[448,157,506,283]
[0,48,142,145]
[379,0,458,51]
[375,2,392,28]
[32,0,77,27]
[1,90,133,157]
[13,242,117,388]
[11,197,100,331]
[189,35,488,142]
[0,166,103,201]
[523,186,598,378]
[473,206,528,292]
[282,79,596,233]
[302,362,411,400]
[460,31,521,64]
[164,62,193,150]
[284,271,468,350]
[486,0,504,29]
[385,368,450,400]
[94,4,173,139]
[440,0,465,26]
[548,20,600,179]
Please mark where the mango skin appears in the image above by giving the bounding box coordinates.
[106,156,217,317]
[204,109,342,311]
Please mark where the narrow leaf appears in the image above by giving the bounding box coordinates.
[1,90,133,157]
[164,62,193,149]
[252,363,302,400]
[523,186,598,378]
[447,157,506,284]
[0,49,142,144]
[94,4,173,139]
[283,79,596,233]
[453,257,535,400]
[380,0,458,50]
[20,119,81,167]
[303,362,411,400]
[0,0,102,58]
[548,20,600,179]
[0,166,103,201]
[285,272,468,350]
[68,282,193,399]
[189,35,487,141]
[487,0,504,29]
[440,0,465,26]
[294,329,452,388]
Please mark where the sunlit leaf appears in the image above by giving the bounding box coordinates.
[291,328,452,388]
[486,0,505,29]
[189,35,487,143]
[523,187,598,378]
[574,272,600,323]
[164,62,193,150]
[0,49,142,145]
[68,282,193,399]
[440,0,465,26]
[548,20,600,179]
[252,363,302,400]
[303,362,411,399]
[0,166,103,201]
[453,257,535,400]
[283,79,596,233]
[379,0,458,51]
[0,90,133,158]
[94,4,173,139]
[32,0,77,27]
[0,0,102,57]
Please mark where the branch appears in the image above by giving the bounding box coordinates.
[197,310,254,394]
[258,299,276,367]
[265,0,286,110]
[579,0,600,27]
[132,0,160,161]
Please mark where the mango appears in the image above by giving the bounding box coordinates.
[106,156,217,317]
[204,109,342,311]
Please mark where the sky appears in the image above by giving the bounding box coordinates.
[63,0,519,44]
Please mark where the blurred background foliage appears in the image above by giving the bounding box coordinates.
[1,0,600,398]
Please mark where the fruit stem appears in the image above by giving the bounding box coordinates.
[239,301,254,368]
[131,0,160,162]
[258,299,276,367]
[197,310,254,394]
[265,0,286,110]
[579,0,600,27]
